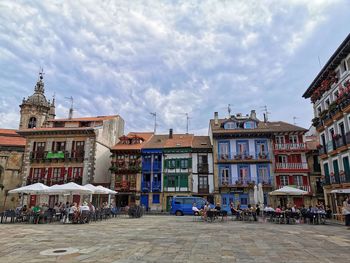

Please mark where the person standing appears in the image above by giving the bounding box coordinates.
[342,197,350,229]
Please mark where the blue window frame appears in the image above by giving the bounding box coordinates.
[236,140,249,155]
[219,165,231,185]
[224,122,236,129]
[244,121,256,129]
[237,164,250,184]
[218,140,230,159]
[256,164,270,184]
[152,194,160,204]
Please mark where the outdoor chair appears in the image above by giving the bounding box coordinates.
[80,211,90,224]
[193,211,202,222]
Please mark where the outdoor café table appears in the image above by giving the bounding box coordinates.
[206,210,218,222]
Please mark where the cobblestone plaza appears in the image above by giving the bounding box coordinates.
[0,216,349,263]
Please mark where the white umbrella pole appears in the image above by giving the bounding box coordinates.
[108,194,111,206]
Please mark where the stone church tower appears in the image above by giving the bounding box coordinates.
[19,72,55,130]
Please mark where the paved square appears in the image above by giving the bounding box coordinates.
[0,216,349,263]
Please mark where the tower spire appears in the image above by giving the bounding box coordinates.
[34,68,45,94]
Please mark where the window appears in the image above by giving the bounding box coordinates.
[329,128,335,141]
[224,122,236,129]
[167,175,176,187]
[183,198,194,205]
[244,121,255,129]
[334,90,339,99]
[257,166,269,183]
[289,135,298,144]
[220,167,230,184]
[336,70,340,80]
[325,98,330,109]
[73,167,82,178]
[52,168,60,182]
[240,197,248,205]
[152,194,160,204]
[275,136,285,144]
[33,168,41,181]
[168,160,176,169]
[198,155,208,164]
[317,106,322,115]
[341,60,347,74]
[219,142,229,158]
[347,57,350,72]
[238,166,249,182]
[293,175,303,186]
[256,140,267,154]
[198,176,208,189]
[180,159,188,169]
[53,141,66,152]
[280,175,289,186]
[237,141,248,155]
[35,142,46,152]
[278,155,288,163]
[28,117,37,128]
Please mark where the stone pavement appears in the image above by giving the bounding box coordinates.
[0,215,349,263]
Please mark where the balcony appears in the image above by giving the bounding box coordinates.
[30,151,45,161]
[218,152,270,163]
[198,186,209,194]
[274,143,307,151]
[219,179,254,187]
[110,161,141,174]
[141,181,151,192]
[71,150,85,159]
[197,163,209,173]
[115,180,136,192]
[275,162,309,172]
[152,181,161,192]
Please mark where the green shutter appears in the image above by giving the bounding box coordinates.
[176,159,180,168]
[180,174,188,187]
[164,160,168,169]
[343,157,350,181]
[164,175,168,188]
[188,158,192,168]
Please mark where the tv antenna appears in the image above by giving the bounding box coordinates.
[65,96,74,119]
[184,113,191,134]
[261,105,271,122]
[293,116,298,125]
[227,104,232,117]
[150,112,157,134]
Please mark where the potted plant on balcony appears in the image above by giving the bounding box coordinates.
[234,154,241,160]
[259,152,267,159]
[245,154,253,160]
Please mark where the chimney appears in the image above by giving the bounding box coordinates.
[169,128,173,139]
[263,113,267,123]
[250,110,257,120]
[214,112,219,126]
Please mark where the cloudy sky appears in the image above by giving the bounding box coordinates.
[0,0,349,135]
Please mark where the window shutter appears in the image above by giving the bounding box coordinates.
[60,167,66,180]
[28,168,33,180]
[302,176,308,186]
[164,160,168,169]
[52,141,55,151]
[288,176,294,185]
[176,159,180,168]
[276,176,280,186]
[47,168,52,185]
[180,175,188,187]
[188,158,192,168]
[163,175,167,188]
[40,168,46,180]
[67,167,72,180]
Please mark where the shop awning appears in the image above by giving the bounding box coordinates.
[330,188,350,194]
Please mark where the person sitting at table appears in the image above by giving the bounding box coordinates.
[325,205,332,219]
[192,203,202,216]
[32,204,42,224]
[275,206,282,213]
[88,202,96,213]
[256,203,260,217]
[248,204,257,221]
[68,203,78,223]
[230,202,239,219]
[214,203,221,211]
[80,201,90,212]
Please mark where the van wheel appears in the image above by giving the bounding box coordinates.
[175,210,183,216]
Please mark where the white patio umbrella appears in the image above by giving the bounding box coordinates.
[95,185,117,206]
[258,183,264,207]
[84,184,107,194]
[47,182,93,195]
[269,186,308,196]
[253,185,258,204]
[8,183,50,194]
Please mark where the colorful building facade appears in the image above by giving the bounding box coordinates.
[303,33,350,213]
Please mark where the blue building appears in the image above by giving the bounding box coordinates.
[140,135,168,210]
[209,110,273,211]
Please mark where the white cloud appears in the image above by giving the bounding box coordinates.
[0,0,347,132]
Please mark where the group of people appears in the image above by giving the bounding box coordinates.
[342,196,350,228]
[14,200,117,224]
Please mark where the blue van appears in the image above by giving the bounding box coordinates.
[170,196,213,216]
